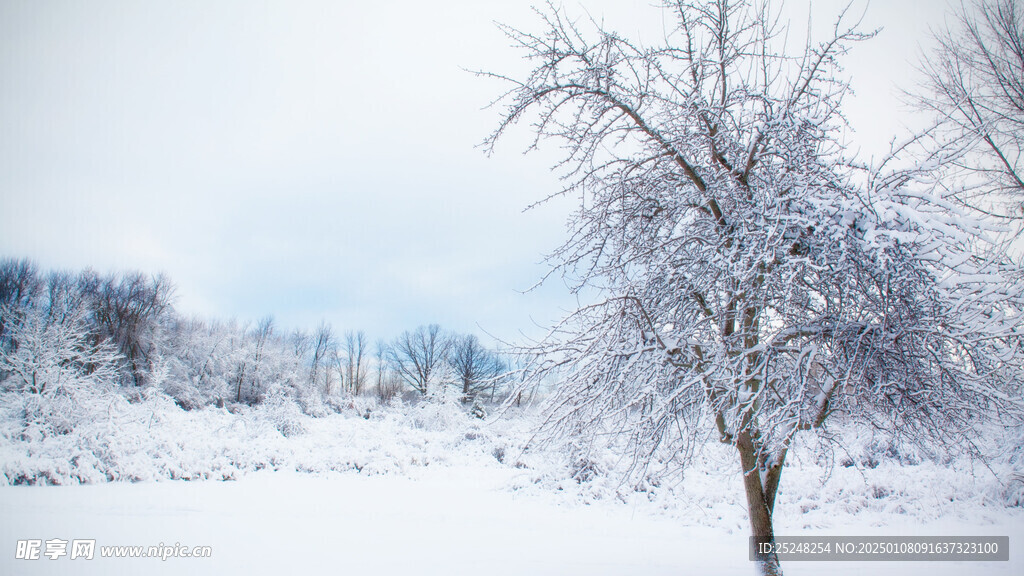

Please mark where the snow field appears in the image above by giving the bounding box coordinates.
[2,464,1021,575]
[2,394,1022,574]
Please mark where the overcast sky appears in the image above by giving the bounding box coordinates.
[0,0,953,345]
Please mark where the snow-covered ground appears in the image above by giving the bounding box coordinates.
[2,399,1023,575]
[2,467,744,575]
[2,465,1022,575]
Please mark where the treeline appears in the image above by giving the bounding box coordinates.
[0,258,516,418]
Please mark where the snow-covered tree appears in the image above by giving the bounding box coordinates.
[0,299,121,438]
[917,0,1024,232]
[161,316,226,408]
[241,316,276,404]
[485,1,1024,574]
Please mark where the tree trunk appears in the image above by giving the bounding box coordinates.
[736,430,782,576]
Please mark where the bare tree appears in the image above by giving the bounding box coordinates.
[80,271,175,387]
[374,338,388,394]
[388,324,451,397]
[486,2,1024,574]
[373,339,401,404]
[309,321,336,396]
[291,328,310,361]
[449,334,505,403]
[0,259,41,350]
[917,0,1024,230]
[343,330,368,395]
[44,272,89,331]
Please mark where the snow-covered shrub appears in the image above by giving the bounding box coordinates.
[325,394,376,419]
[1003,475,1024,507]
[406,397,472,431]
[254,393,306,437]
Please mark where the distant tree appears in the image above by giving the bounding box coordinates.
[309,321,336,396]
[163,316,231,409]
[374,338,387,392]
[43,272,88,326]
[291,328,311,362]
[226,319,253,405]
[80,271,174,387]
[373,339,401,404]
[388,324,451,397]
[343,330,368,395]
[449,334,505,403]
[486,1,1024,574]
[236,316,274,404]
[917,0,1024,231]
[0,258,41,349]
